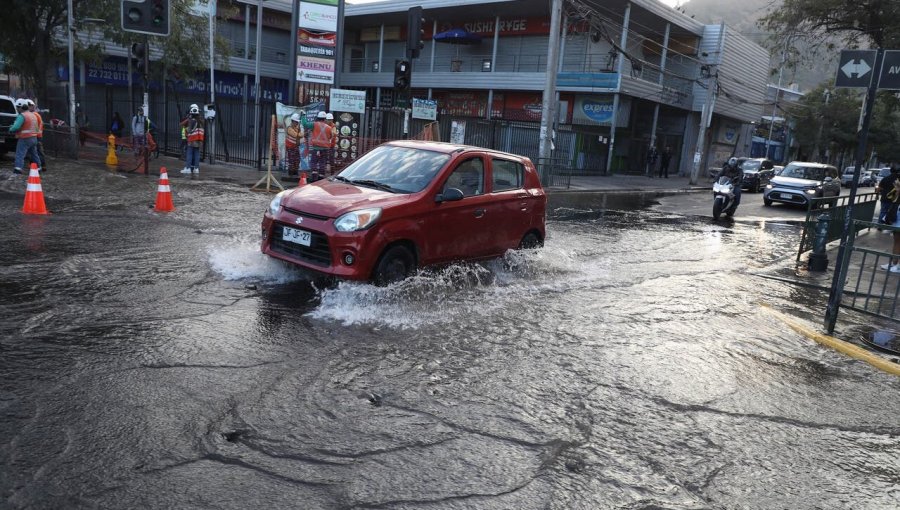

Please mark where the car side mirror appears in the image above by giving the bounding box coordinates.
[436,188,464,203]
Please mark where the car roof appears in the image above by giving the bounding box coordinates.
[787,161,834,168]
[383,140,529,161]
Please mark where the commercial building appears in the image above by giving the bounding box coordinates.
[340,0,770,176]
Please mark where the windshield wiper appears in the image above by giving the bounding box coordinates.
[332,175,351,183]
[350,179,395,192]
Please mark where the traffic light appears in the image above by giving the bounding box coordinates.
[406,6,425,59]
[394,59,411,92]
[131,42,147,74]
[121,0,170,36]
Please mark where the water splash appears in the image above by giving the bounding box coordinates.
[207,238,303,284]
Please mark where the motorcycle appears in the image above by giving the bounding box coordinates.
[712,175,737,220]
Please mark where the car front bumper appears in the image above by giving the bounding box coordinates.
[764,186,818,205]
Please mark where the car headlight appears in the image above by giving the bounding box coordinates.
[334,208,382,232]
[805,189,818,195]
[766,184,774,189]
[267,190,289,215]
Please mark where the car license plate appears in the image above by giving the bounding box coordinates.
[282,226,311,246]
[780,193,793,199]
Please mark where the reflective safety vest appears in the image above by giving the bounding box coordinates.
[181,126,186,140]
[16,112,40,139]
[310,121,331,149]
[286,124,301,149]
[34,112,44,138]
[187,120,205,143]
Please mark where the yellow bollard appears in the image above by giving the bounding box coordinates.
[105,133,118,166]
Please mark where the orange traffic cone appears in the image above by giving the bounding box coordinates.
[299,172,308,187]
[22,163,49,215]
[154,167,175,212]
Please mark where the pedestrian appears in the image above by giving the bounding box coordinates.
[880,172,900,273]
[131,107,147,155]
[285,113,303,176]
[76,103,90,147]
[26,99,46,171]
[179,121,187,158]
[8,98,42,175]
[646,145,658,177]
[308,111,333,181]
[876,166,900,225]
[659,146,673,178]
[110,112,124,151]
[179,104,205,174]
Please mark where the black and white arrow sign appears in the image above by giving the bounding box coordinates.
[835,49,877,88]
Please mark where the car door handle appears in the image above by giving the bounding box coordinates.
[474,208,485,218]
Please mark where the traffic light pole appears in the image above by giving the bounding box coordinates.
[143,34,150,175]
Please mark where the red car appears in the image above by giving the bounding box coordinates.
[261,140,546,284]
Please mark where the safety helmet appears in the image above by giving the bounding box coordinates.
[25,99,35,107]
[325,113,334,121]
[290,113,301,123]
[316,111,326,119]
[728,157,738,167]
[14,98,28,109]
[189,104,200,114]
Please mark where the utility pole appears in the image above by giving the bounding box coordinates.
[690,64,716,185]
[208,0,216,165]
[537,0,563,183]
[765,47,787,161]
[67,0,77,156]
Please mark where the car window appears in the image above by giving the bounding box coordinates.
[781,164,825,181]
[0,99,15,115]
[827,167,838,179]
[491,158,524,192]
[741,160,761,171]
[337,145,450,193]
[443,157,484,197]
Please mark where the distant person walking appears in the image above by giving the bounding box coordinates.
[659,146,673,178]
[131,107,147,155]
[308,111,333,180]
[26,99,46,171]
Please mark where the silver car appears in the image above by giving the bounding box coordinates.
[763,162,841,207]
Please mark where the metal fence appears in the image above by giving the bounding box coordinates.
[828,220,900,332]
[797,192,878,263]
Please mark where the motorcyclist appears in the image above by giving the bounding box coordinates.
[719,157,743,209]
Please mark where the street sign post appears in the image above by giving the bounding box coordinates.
[834,50,877,88]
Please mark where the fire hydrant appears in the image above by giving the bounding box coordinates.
[105,133,118,167]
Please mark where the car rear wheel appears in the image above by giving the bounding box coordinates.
[372,245,415,286]
[518,232,542,249]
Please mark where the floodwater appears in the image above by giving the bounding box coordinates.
[1,163,898,509]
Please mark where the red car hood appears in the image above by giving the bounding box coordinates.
[281,180,409,217]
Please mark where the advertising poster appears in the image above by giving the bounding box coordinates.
[275,100,324,172]
[298,2,337,32]
[450,120,466,144]
[297,55,335,84]
[332,111,361,168]
[330,89,366,114]
[572,95,630,127]
[412,98,438,120]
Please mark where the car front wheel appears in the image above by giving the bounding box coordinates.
[518,232,542,249]
[372,245,416,286]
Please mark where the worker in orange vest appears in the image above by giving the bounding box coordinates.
[9,99,42,175]
[308,111,333,181]
[285,113,304,176]
[26,99,46,171]
[325,112,337,175]
[179,104,205,174]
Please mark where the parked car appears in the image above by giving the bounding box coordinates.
[0,95,18,156]
[763,162,841,207]
[874,167,893,187]
[861,170,877,186]
[739,157,776,192]
[841,166,867,186]
[261,140,547,284]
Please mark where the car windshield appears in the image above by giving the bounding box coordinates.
[335,145,450,193]
[880,169,892,178]
[741,160,761,171]
[780,164,825,181]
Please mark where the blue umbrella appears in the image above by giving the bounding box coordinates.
[433,28,482,59]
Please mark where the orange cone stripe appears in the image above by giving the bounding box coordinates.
[26,183,43,192]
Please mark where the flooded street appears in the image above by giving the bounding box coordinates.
[2,163,898,509]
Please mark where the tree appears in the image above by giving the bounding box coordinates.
[760,0,900,51]
[0,0,235,104]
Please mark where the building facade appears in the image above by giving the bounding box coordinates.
[340,0,769,176]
